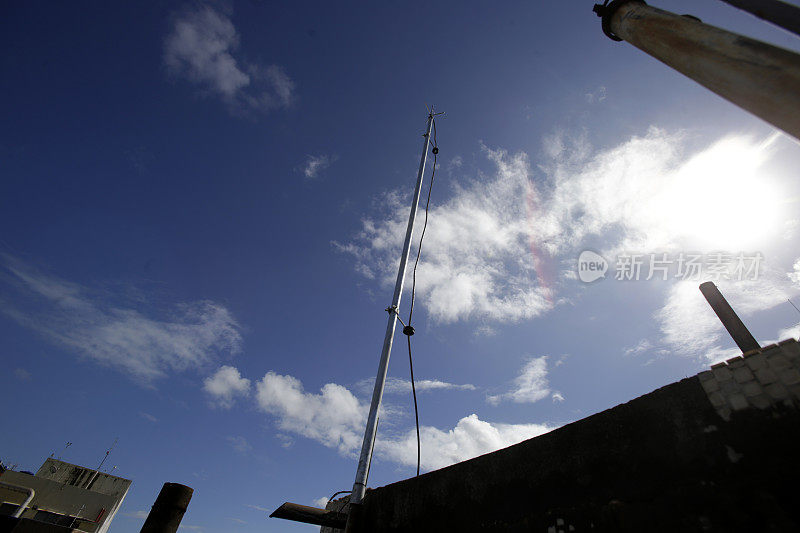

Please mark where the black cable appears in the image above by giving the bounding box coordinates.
[404,116,438,477]
[407,334,420,477]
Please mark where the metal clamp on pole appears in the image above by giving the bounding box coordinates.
[593,0,645,41]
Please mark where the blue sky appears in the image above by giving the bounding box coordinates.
[3,1,800,531]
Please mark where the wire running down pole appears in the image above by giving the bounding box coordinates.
[349,112,434,509]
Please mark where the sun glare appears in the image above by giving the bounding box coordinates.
[659,136,783,250]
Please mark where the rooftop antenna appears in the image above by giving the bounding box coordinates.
[270,108,444,531]
[85,438,118,489]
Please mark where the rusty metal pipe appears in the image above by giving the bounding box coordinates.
[719,0,800,38]
[699,281,760,353]
[270,502,348,529]
[595,1,800,140]
[140,483,193,533]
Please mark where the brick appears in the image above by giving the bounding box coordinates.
[755,368,778,385]
[713,366,733,382]
[762,343,780,353]
[710,362,727,370]
[707,391,726,407]
[779,368,800,386]
[717,406,732,421]
[698,370,715,382]
[745,353,767,371]
[765,383,789,400]
[729,394,749,411]
[742,349,761,358]
[733,367,754,383]
[749,394,771,409]
[701,378,720,394]
[742,381,762,397]
[767,354,792,371]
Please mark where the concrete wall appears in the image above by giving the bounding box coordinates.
[350,339,800,532]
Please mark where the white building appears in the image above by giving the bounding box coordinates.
[0,458,131,533]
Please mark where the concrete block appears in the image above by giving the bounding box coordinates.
[789,384,800,401]
[749,393,771,409]
[713,366,733,382]
[768,354,792,371]
[733,367,754,383]
[778,339,800,360]
[765,383,789,401]
[780,368,800,386]
[701,378,720,394]
[698,370,715,382]
[742,349,760,358]
[755,368,778,385]
[742,381,762,398]
[728,394,749,411]
[727,357,745,368]
[745,353,767,371]
[720,380,740,395]
[707,391,726,407]
[717,406,732,421]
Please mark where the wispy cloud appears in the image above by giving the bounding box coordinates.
[0,256,242,383]
[245,504,271,513]
[301,154,336,180]
[487,356,558,405]
[204,365,251,408]
[624,339,652,357]
[139,412,158,423]
[164,4,294,114]
[122,510,149,519]
[584,85,607,104]
[226,435,252,454]
[657,269,800,363]
[254,371,553,471]
[337,128,789,329]
[14,368,31,381]
[355,377,476,395]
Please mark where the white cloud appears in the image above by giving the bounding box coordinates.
[14,368,31,381]
[376,413,553,471]
[204,365,251,408]
[164,5,294,113]
[551,391,565,403]
[338,129,788,325]
[255,372,366,454]
[301,154,335,179]
[356,377,476,395]
[254,372,554,471]
[226,435,252,454]
[123,510,150,519]
[487,356,552,405]
[312,497,329,508]
[0,257,242,383]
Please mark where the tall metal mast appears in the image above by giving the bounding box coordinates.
[349,111,435,508]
